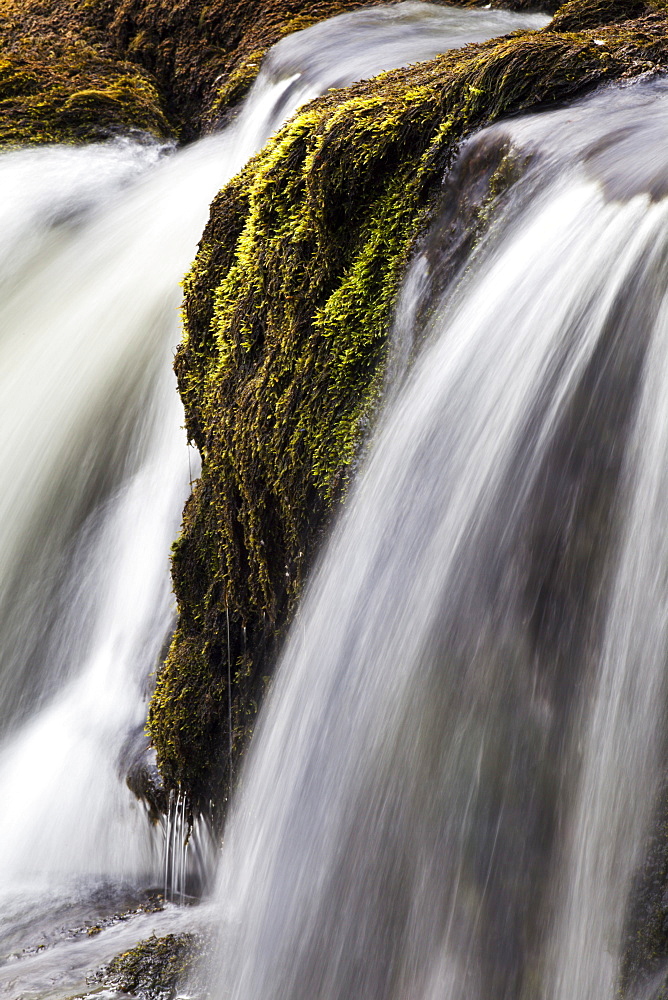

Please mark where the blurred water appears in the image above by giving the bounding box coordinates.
[209,79,668,1000]
[0,4,545,996]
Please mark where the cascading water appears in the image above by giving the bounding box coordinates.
[0,5,546,997]
[207,78,668,1000]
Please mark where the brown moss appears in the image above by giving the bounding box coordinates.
[151,0,668,810]
[550,0,668,31]
[0,0,172,144]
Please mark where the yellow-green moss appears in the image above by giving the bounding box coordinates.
[151,0,668,810]
[0,0,552,149]
[203,0,554,129]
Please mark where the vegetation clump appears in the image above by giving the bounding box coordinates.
[100,932,202,1000]
[0,0,172,144]
[151,0,668,810]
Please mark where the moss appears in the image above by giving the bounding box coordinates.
[202,0,554,132]
[0,0,556,147]
[100,933,201,1000]
[149,495,269,802]
[151,0,668,811]
[0,0,172,144]
[550,0,668,31]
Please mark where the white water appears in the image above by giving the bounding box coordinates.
[0,4,547,996]
[208,79,668,1000]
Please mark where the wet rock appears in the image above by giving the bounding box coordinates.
[155,0,668,813]
[122,727,168,823]
[99,932,204,1000]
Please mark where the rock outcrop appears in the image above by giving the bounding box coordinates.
[152,0,668,808]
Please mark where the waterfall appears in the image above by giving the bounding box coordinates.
[208,77,668,1000]
[0,4,547,996]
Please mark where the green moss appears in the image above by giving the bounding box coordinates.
[204,0,562,128]
[149,491,267,802]
[151,0,668,810]
[100,933,201,1000]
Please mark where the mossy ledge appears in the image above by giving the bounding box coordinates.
[0,0,545,146]
[150,0,668,812]
[107,0,552,141]
[98,932,202,999]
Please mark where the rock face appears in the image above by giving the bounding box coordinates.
[151,0,668,810]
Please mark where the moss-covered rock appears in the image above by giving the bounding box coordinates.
[152,0,668,810]
[100,932,202,1000]
[108,0,412,140]
[550,0,668,30]
[0,0,173,144]
[1,0,555,801]
[107,0,553,142]
[1,0,550,147]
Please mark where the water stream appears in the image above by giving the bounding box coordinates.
[0,5,548,997]
[207,78,668,1000]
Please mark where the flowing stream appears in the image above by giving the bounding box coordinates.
[207,78,668,1000]
[0,4,548,998]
